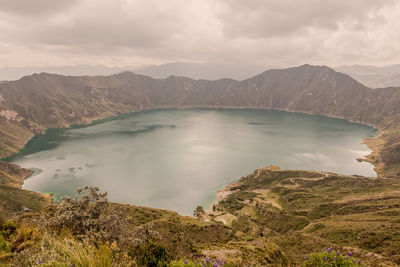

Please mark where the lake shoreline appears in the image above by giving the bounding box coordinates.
[3,105,379,163]
[9,108,377,214]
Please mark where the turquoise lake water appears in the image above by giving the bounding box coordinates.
[11,109,376,214]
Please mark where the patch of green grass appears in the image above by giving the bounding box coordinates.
[219,191,258,213]
[303,249,361,267]
[0,185,49,217]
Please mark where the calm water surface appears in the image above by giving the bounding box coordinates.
[12,109,376,214]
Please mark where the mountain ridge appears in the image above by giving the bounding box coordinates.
[0,62,270,82]
[0,64,399,178]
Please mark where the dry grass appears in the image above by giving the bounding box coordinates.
[27,235,135,267]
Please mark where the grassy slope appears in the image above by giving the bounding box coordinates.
[209,166,400,266]
[0,161,50,218]
[117,202,286,264]
[9,201,287,266]
[1,167,399,265]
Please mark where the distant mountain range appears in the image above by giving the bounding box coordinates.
[135,62,270,80]
[335,64,400,88]
[3,63,400,89]
[0,63,271,82]
[0,64,399,178]
[0,65,140,81]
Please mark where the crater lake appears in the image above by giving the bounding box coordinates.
[11,109,376,214]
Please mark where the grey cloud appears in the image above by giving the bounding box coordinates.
[15,1,184,49]
[0,0,399,67]
[0,0,81,17]
[217,0,396,38]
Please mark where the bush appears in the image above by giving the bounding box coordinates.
[45,186,128,244]
[219,191,257,212]
[0,220,17,239]
[0,234,10,253]
[303,248,362,266]
[129,239,170,267]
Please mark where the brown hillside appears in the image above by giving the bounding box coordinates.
[0,65,399,177]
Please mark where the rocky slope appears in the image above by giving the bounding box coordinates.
[0,64,399,177]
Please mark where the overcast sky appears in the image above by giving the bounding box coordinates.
[0,0,399,68]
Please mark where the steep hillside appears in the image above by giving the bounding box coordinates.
[0,161,50,218]
[0,64,399,177]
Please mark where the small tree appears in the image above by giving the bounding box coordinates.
[193,206,205,218]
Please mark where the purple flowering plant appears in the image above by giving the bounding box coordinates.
[169,258,240,266]
[303,248,362,266]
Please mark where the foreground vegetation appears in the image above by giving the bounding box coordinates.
[1,165,400,266]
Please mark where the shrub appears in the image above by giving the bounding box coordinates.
[219,191,257,212]
[45,186,128,244]
[129,239,170,267]
[0,220,17,239]
[0,234,10,253]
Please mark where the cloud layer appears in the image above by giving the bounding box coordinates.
[0,0,399,67]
